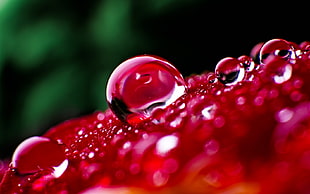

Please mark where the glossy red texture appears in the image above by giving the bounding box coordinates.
[106,55,186,124]
[11,136,67,175]
[1,39,310,193]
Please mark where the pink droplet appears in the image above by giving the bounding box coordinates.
[238,55,256,72]
[215,57,245,86]
[263,57,293,84]
[106,55,186,124]
[259,39,296,64]
[11,136,67,176]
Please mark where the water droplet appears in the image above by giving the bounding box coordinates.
[215,57,245,86]
[276,108,294,123]
[259,39,296,64]
[204,139,219,155]
[264,58,293,84]
[106,55,187,124]
[213,116,225,128]
[155,135,179,156]
[152,170,169,187]
[250,42,264,63]
[300,41,310,55]
[236,96,246,105]
[11,136,68,176]
[201,104,216,120]
[88,152,95,159]
[169,116,183,128]
[238,55,256,72]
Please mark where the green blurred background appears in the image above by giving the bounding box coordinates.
[0,0,308,158]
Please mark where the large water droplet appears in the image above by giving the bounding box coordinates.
[215,57,245,86]
[259,39,296,64]
[11,136,68,177]
[106,55,186,124]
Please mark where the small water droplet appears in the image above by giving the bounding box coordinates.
[276,108,294,123]
[78,129,84,136]
[96,123,103,129]
[236,96,246,105]
[299,41,310,58]
[264,58,293,84]
[259,39,296,64]
[213,116,225,128]
[201,104,216,120]
[88,152,95,159]
[11,136,68,177]
[215,57,245,86]
[238,55,256,72]
[96,112,105,120]
[169,117,183,128]
[204,139,219,155]
[253,96,264,106]
[155,135,179,156]
[106,55,187,124]
[250,42,264,63]
[152,170,169,187]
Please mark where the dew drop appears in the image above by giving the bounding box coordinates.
[215,57,245,86]
[276,108,294,123]
[201,104,216,120]
[106,55,187,124]
[259,39,296,64]
[155,135,179,156]
[169,116,183,128]
[11,136,68,177]
[152,170,169,187]
[88,152,95,159]
[238,55,256,72]
[213,116,225,128]
[204,139,219,155]
[264,57,293,84]
[300,41,310,55]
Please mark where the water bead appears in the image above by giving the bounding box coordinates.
[106,55,186,124]
[238,55,256,72]
[263,57,293,84]
[250,42,264,63]
[299,41,310,59]
[300,41,310,52]
[215,57,245,86]
[11,136,68,176]
[259,39,296,64]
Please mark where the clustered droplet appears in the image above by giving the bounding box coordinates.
[6,38,310,193]
[105,39,307,123]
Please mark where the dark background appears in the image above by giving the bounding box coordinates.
[0,0,308,158]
